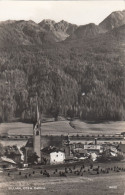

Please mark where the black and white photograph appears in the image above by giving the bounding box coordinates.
[0,0,125,194]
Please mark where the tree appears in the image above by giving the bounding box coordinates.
[27,152,39,164]
[4,145,20,160]
[50,106,60,121]
[67,108,74,120]
[97,150,111,162]
[97,150,124,162]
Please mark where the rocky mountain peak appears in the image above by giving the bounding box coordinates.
[39,19,56,31]
[67,23,103,40]
[99,10,125,31]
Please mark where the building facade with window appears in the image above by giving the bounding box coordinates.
[50,151,65,164]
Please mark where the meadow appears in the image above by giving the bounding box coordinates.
[0,120,125,136]
[70,120,125,135]
[0,161,125,195]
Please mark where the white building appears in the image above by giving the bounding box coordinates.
[50,151,65,164]
[84,144,102,153]
[84,145,101,150]
[90,153,97,161]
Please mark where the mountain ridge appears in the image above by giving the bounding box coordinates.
[0,10,125,44]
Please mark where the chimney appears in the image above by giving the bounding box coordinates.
[95,138,97,145]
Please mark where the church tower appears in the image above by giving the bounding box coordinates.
[64,134,71,158]
[33,94,41,163]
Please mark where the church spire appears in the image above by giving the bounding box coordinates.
[36,92,41,126]
[33,92,42,163]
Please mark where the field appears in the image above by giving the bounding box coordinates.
[1,120,125,149]
[1,174,125,195]
[0,123,32,136]
[0,121,74,136]
[0,120,125,137]
[70,120,125,135]
[0,161,125,195]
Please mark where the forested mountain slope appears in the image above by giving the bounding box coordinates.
[0,10,125,122]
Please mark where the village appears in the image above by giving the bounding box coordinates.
[0,109,125,171]
[0,107,125,195]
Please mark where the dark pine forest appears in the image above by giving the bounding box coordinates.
[0,10,125,122]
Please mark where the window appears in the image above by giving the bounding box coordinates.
[36,130,39,136]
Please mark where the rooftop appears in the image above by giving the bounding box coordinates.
[41,146,64,154]
[25,138,33,148]
[0,156,17,164]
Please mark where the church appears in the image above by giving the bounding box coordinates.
[24,101,42,163]
[23,99,70,164]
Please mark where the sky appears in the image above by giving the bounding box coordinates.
[0,1,124,25]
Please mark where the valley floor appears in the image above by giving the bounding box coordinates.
[0,172,125,195]
[0,161,125,195]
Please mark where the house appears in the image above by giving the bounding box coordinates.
[74,142,84,149]
[41,146,65,165]
[84,144,102,154]
[83,138,102,154]
[50,151,65,164]
[73,148,88,158]
[0,156,17,169]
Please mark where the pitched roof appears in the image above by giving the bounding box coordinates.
[0,157,16,164]
[41,146,63,154]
